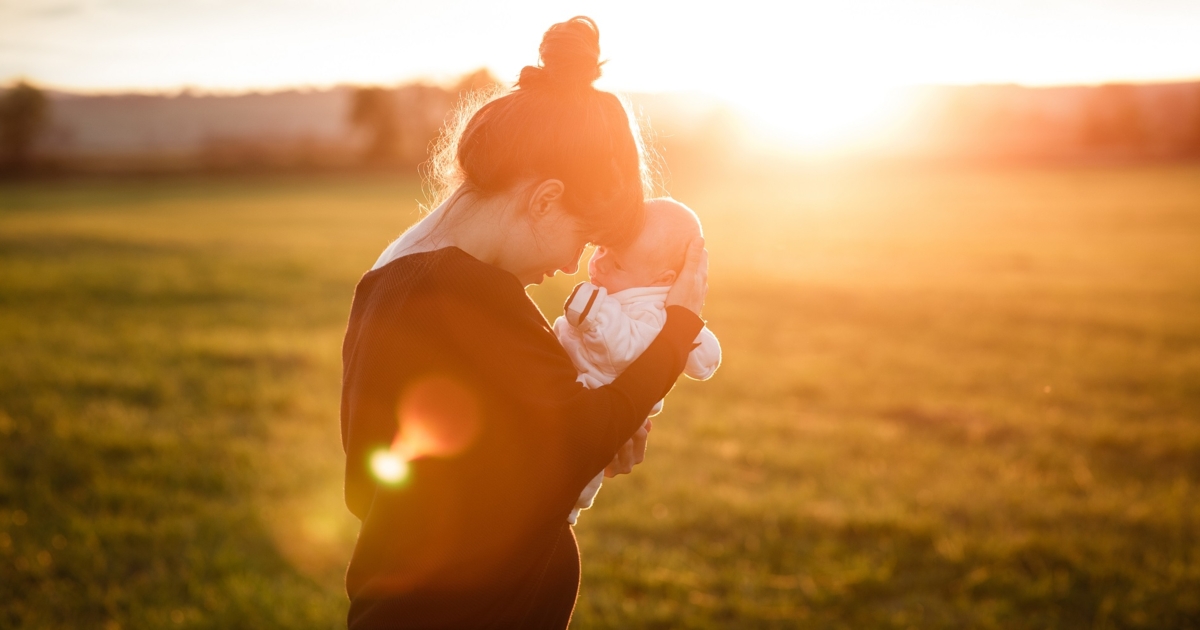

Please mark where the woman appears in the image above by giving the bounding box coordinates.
[341,16,708,628]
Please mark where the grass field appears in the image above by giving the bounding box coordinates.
[2,163,1199,629]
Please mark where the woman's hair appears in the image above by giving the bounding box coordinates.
[423,16,658,247]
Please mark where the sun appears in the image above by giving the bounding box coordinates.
[714,82,908,152]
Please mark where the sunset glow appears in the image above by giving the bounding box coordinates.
[2,0,1198,148]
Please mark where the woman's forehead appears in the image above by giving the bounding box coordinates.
[582,205,644,249]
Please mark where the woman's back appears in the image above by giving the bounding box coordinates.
[343,247,576,612]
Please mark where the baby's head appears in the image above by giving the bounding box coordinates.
[588,198,702,293]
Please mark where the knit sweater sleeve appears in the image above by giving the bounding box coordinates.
[431,267,703,492]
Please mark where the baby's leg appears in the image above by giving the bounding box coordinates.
[569,470,607,523]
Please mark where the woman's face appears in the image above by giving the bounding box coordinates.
[511,204,593,286]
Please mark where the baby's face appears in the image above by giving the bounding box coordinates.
[587,235,668,294]
[589,198,699,293]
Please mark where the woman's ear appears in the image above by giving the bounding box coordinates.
[528,179,566,218]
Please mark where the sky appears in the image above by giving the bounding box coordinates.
[3,0,1200,146]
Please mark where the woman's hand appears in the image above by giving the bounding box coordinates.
[605,419,652,477]
[665,238,708,317]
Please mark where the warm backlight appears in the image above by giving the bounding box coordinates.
[368,375,481,486]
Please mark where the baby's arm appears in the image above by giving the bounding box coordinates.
[684,327,722,380]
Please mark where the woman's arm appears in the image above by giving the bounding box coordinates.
[439,282,703,487]
[685,327,722,381]
[602,237,710,477]
[344,244,709,518]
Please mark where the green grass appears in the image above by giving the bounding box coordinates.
[1,165,1198,629]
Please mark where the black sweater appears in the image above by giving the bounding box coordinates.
[340,247,703,628]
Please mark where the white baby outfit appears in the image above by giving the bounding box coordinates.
[552,281,722,524]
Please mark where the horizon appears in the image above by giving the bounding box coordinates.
[26,74,1200,98]
[24,75,1200,156]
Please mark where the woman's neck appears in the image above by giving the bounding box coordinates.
[393,191,508,266]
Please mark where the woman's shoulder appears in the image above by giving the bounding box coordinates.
[349,247,569,376]
[355,247,538,322]
[375,245,516,289]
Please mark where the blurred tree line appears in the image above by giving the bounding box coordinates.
[0,81,49,174]
[0,72,503,176]
[349,69,499,167]
[907,82,1200,161]
[4,76,1200,177]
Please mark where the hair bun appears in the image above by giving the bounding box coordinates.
[518,16,602,91]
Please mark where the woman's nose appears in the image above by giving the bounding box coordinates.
[560,259,580,275]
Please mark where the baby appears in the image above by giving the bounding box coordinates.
[553,198,722,524]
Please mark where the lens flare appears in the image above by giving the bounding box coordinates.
[394,376,481,460]
[368,376,479,489]
[370,449,409,486]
